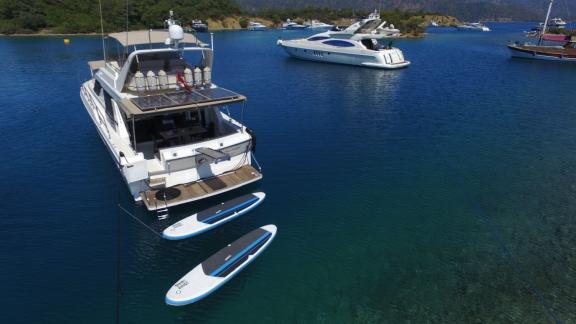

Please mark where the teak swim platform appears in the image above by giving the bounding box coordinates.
[141,165,262,211]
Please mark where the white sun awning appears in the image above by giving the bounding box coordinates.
[108,30,206,47]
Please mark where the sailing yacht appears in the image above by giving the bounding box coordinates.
[277,11,410,69]
[80,12,262,213]
[508,0,576,62]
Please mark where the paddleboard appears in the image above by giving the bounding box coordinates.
[162,192,266,240]
[165,224,277,306]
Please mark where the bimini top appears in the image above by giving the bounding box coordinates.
[108,30,206,47]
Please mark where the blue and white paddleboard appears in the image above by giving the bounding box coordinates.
[165,224,277,306]
[162,192,266,240]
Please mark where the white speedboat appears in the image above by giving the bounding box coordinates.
[277,13,410,69]
[80,12,262,213]
[456,22,491,32]
[304,20,333,30]
[248,21,268,31]
[282,19,308,30]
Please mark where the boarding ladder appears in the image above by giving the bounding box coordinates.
[155,191,169,220]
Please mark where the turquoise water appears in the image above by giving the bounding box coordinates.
[1,23,576,323]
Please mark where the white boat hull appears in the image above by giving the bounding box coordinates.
[508,45,576,63]
[80,81,257,205]
[278,41,410,69]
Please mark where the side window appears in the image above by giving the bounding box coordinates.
[93,80,102,95]
[322,40,355,47]
[103,91,117,129]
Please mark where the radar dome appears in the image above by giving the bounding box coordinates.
[169,24,184,41]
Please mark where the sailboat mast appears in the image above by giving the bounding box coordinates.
[540,0,554,45]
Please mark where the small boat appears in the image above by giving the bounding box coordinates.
[456,22,491,32]
[247,21,268,31]
[277,12,410,69]
[509,0,576,62]
[162,192,266,240]
[282,19,308,30]
[429,20,439,27]
[550,17,567,28]
[165,225,277,305]
[529,17,568,34]
[304,20,333,30]
[191,19,208,33]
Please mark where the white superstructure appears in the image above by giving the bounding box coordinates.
[277,12,410,69]
[80,14,262,212]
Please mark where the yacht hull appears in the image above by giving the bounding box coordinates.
[508,44,576,62]
[278,42,410,69]
[80,81,260,209]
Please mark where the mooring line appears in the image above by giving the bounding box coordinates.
[118,204,164,239]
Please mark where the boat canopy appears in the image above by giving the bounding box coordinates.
[108,30,206,47]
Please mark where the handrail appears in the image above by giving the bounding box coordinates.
[251,152,262,172]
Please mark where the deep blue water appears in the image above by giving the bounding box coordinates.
[1,22,576,323]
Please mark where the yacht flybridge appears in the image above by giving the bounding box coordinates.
[81,15,262,212]
[277,11,409,69]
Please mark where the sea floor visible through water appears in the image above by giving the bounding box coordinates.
[1,22,576,323]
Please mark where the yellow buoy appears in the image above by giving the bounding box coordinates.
[63,38,70,45]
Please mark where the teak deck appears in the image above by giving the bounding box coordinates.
[141,165,262,211]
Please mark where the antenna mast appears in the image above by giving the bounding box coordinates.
[125,0,129,57]
[99,0,107,61]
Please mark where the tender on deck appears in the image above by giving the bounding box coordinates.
[141,165,262,211]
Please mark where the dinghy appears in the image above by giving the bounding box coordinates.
[165,224,277,305]
[162,192,266,240]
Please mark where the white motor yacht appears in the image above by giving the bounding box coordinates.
[282,19,308,30]
[248,21,268,31]
[304,20,333,30]
[80,13,262,213]
[277,14,410,69]
[456,22,491,32]
[550,17,567,28]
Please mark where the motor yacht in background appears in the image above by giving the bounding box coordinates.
[282,19,308,30]
[509,0,576,62]
[191,19,208,33]
[277,12,410,69]
[549,17,567,28]
[80,12,262,215]
[304,20,333,30]
[248,21,268,31]
[456,22,491,32]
